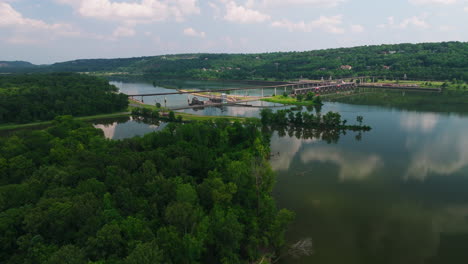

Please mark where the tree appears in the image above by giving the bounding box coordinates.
[47,245,87,264]
[168,111,176,122]
[357,115,364,126]
[124,242,164,264]
[296,94,304,102]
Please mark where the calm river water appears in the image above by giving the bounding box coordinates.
[98,81,468,264]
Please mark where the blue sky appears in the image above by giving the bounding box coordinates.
[0,0,467,64]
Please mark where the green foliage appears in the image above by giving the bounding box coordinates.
[0,73,128,124]
[0,117,293,263]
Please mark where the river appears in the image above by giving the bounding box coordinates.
[98,80,468,264]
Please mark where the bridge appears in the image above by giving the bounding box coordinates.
[126,79,441,110]
[127,81,355,98]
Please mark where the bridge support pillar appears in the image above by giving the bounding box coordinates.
[274,87,277,96]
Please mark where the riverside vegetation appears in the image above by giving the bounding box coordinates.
[0,116,294,264]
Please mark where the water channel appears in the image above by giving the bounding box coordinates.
[97,80,468,264]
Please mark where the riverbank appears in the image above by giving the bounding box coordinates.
[326,89,468,114]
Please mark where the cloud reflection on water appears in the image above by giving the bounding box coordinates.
[94,123,117,139]
[400,112,439,133]
[405,130,468,180]
[300,146,383,181]
[270,134,317,171]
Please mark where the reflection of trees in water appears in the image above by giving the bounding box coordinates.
[131,115,161,126]
[92,116,130,126]
[268,124,362,144]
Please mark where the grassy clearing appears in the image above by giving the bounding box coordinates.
[262,95,317,106]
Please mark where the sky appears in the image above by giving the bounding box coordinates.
[0,0,467,64]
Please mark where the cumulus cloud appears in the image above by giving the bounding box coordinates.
[183,27,206,37]
[271,15,345,34]
[112,26,135,38]
[409,0,457,5]
[350,24,364,33]
[0,2,79,37]
[224,1,271,23]
[378,14,430,29]
[55,0,200,22]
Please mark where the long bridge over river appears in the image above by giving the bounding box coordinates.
[127,80,441,110]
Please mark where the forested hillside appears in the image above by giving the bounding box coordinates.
[0,73,128,124]
[0,117,293,264]
[132,42,468,81]
[6,41,464,81]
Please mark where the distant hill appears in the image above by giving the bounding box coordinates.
[49,57,152,72]
[3,42,468,80]
[0,61,36,68]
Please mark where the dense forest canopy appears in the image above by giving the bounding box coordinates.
[0,73,128,124]
[1,42,466,81]
[0,116,293,264]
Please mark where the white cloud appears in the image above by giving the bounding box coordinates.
[208,1,222,19]
[350,24,364,33]
[55,0,200,22]
[378,14,430,29]
[224,1,271,23]
[246,0,346,8]
[0,2,79,36]
[271,15,345,34]
[400,15,429,28]
[183,27,206,37]
[409,0,457,5]
[464,6,468,11]
[112,26,135,38]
